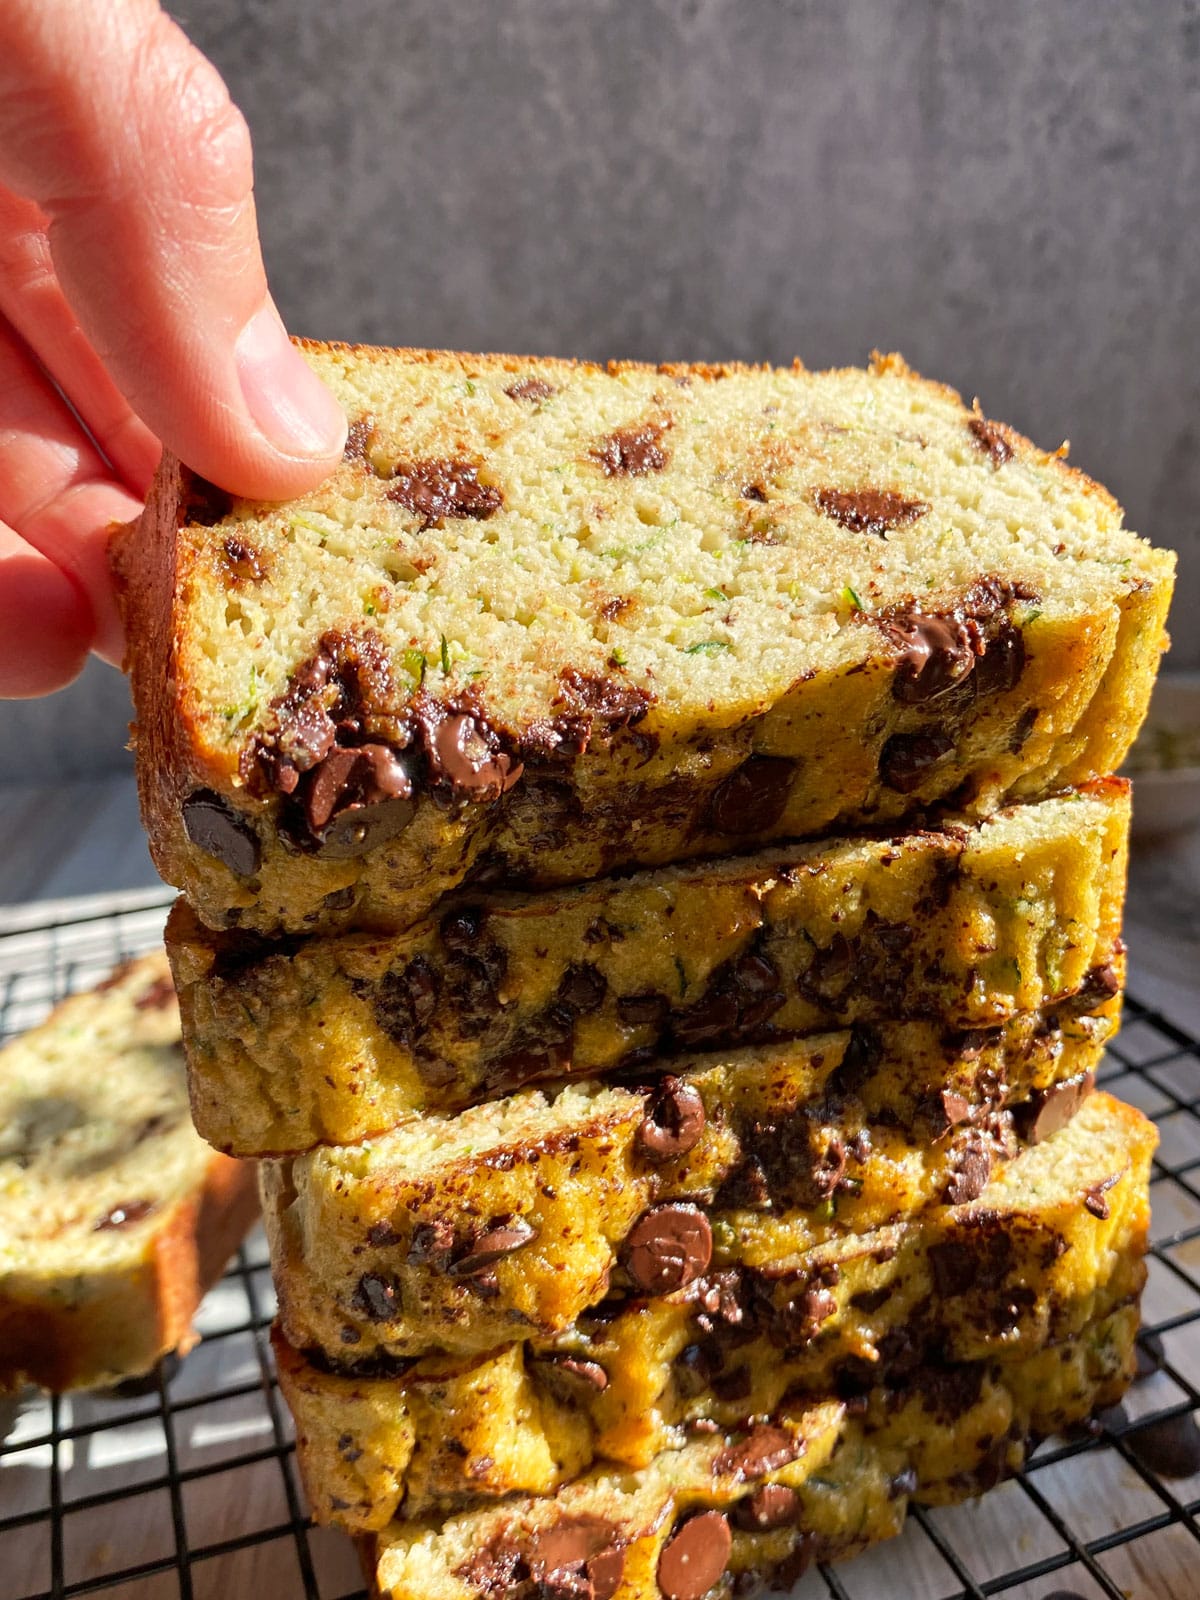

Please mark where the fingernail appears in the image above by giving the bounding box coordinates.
[235,304,346,459]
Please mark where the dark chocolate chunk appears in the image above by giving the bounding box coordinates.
[220,535,266,584]
[881,611,978,703]
[928,1228,1014,1297]
[407,1218,454,1263]
[879,730,954,793]
[305,742,415,853]
[418,706,524,800]
[350,1273,399,1322]
[813,486,928,535]
[1009,704,1039,753]
[623,1203,712,1295]
[1127,1411,1200,1479]
[968,414,1015,468]
[731,1483,802,1531]
[1084,1176,1118,1219]
[715,1424,799,1480]
[505,378,556,402]
[672,991,740,1047]
[674,1342,719,1398]
[440,905,485,952]
[365,1220,401,1248]
[973,618,1026,696]
[618,992,670,1028]
[449,1217,537,1278]
[780,1284,838,1344]
[372,957,439,1045]
[708,756,793,836]
[944,1138,992,1205]
[93,1199,156,1231]
[556,963,607,1015]
[657,1511,731,1600]
[385,457,503,522]
[529,1516,625,1600]
[1016,1070,1095,1145]
[532,1355,610,1400]
[182,790,261,876]
[636,1078,706,1161]
[591,422,669,477]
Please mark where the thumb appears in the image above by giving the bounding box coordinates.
[0,0,346,500]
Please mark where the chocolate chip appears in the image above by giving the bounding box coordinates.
[672,991,740,1047]
[731,1483,802,1532]
[944,1138,992,1205]
[708,756,792,835]
[406,1218,454,1263]
[372,958,439,1045]
[780,1284,837,1344]
[715,1424,799,1480]
[591,422,669,476]
[532,1355,610,1400]
[366,1220,401,1247]
[350,1273,399,1322]
[973,619,1026,696]
[220,535,265,584]
[813,487,928,535]
[879,730,954,793]
[881,612,979,703]
[556,963,607,1014]
[418,707,523,800]
[674,1342,719,1398]
[93,1199,156,1231]
[968,414,1015,468]
[938,1090,972,1133]
[636,1078,706,1161]
[182,790,261,876]
[1015,1070,1095,1144]
[618,992,670,1028]
[657,1511,731,1600]
[440,906,485,952]
[1127,1411,1200,1479]
[505,378,556,402]
[449,1217,537,1278]
[305,743,416,856]
[1084,1177,1118,1219]
[385,457,503,522]
[623,1203,712,1295]
[1009,704,1039,753]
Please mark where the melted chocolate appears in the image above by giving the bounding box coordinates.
[385,457,503,523]
[591,422,669,476]
[814,487,928,535]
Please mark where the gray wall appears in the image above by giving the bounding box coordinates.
[5,0,1198,781]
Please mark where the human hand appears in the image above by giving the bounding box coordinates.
[0,0,347,696]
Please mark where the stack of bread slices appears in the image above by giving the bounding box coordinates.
[115,345,1173,1600]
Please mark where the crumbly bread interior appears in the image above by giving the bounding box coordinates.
[368,1300,1138,1599]
[173,347,1169,755]
[0,953,209,1277]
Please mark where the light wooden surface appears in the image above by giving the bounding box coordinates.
[1,778,1198,1600]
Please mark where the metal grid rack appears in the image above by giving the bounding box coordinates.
[1,894,1198,1600]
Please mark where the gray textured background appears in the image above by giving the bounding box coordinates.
[4,0,1198,781]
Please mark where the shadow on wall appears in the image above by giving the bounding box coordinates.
[1,0,1196,778]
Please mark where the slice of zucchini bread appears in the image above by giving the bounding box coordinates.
[362,1300,1138,1598]
[263,1049,1124,1365]
[112,345,1173,936]
[274,1092,1151,1526]
[173,781,1128,1155]
[0,952,259,1392]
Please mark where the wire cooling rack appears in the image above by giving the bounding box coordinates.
[1,894,1199,1600]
